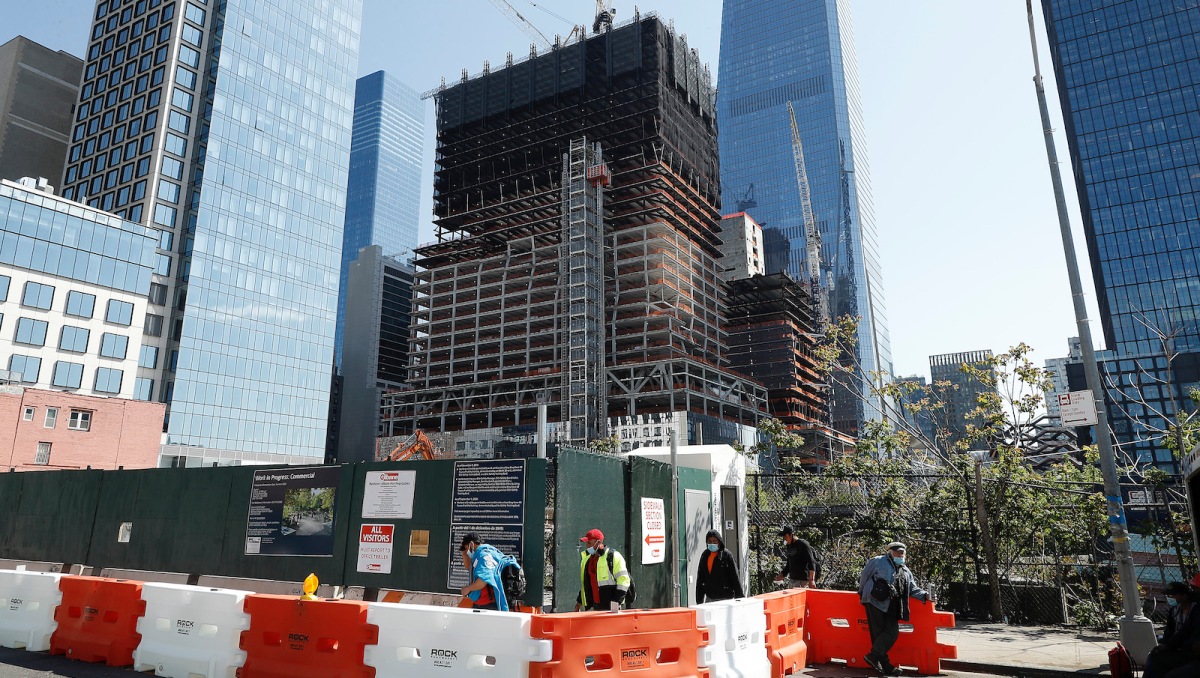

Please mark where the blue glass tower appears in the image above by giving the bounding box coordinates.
[717,0,892,435]
[1043,0,1200,468]
[335,71,425,371]
[62,0,363,457]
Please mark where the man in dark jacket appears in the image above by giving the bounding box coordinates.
[1145,581,1200,678]
[774,525,817,588]
[696,529,744,604]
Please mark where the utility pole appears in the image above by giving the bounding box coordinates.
[1024,0,1156,660]
[669,430,681,607]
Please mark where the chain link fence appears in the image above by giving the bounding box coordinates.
[746,472,1191,627]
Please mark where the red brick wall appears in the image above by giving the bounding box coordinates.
[0,386,165,471]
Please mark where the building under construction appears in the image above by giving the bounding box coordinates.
[385,12,765,450]
[725,272,853,468]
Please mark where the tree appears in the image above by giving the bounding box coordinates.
[587,434,621,455]
[802,314,1114,623]
[732,417,804,466]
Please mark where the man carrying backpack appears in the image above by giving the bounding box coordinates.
[575,528,632,612]
[859,541,936,676]
[458,532,519,611]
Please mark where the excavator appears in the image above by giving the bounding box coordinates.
[376,430,439,462]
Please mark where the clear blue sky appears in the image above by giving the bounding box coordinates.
[1,0,1101,380]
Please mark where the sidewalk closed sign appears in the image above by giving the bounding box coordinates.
[1058,390,1098,426]
[357,524,395,574]
[641,497,665,565]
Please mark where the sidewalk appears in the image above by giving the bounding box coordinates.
[940,621,1113,676]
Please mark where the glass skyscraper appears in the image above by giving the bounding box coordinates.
[61,0,363,457]
[334,70,424,370]
[718,0,892,435]
[1043,0,1200,468]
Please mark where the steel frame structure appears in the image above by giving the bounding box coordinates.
[387,12,765,439]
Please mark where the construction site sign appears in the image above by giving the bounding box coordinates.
[446,459,526,591]
[356,524,395,574]
[641,497,666,564]
[362,469,416,519]
[244,465,339,557]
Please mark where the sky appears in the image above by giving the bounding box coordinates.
[0,0,1103,381]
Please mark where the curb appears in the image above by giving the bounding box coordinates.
[943,659,1108,677]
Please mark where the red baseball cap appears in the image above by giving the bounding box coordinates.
[580,528,604,542]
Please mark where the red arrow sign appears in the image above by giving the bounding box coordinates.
[644,534,665,545]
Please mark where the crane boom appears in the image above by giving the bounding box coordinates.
[786,101,828,321]
[488,0,551,47]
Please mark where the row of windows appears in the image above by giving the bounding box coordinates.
[0,278,136,326]
[6,355,125,394]
[21,405,92,432]
[7,317,130,359]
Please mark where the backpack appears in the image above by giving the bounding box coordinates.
[500,559,526,606]
[607,550,637,607]
[1108,642,1135,678]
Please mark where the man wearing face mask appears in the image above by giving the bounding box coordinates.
[457,533,515,611]
[774,525,818,589]
[574,528,632,612]
[1144,581,1200,678]
[695,529,744,604]
[859,541,935,676]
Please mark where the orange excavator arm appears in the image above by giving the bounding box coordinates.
[384,430,437,462]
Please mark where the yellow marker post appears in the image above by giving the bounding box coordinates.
[301,573,319,600]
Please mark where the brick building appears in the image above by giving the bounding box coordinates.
[0,384,164,470]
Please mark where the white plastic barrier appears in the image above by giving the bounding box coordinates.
[0,569,63,651]
[695,597,771,678]
[365,602,552,676]
[132,583,251,678]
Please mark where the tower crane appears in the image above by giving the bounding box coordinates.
[592,0,616,33]
[488,0,551,48]
[786,101,828,322]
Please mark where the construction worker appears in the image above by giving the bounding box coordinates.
[574,528,632,611]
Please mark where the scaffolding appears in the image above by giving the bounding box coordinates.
[386,12,764,440]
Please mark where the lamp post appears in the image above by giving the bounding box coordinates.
[1024,0,1155,660]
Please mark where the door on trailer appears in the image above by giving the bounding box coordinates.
[684,489,712,606]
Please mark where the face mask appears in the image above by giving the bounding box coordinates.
[465,549,475,560]
[892,556,906,566]
[1168,597,1179,607]
[707,543,719,552]
[586,546,596,556]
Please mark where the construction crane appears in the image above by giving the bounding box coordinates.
[735,183,758,213]
[488,0,551,48]
[592,0,616,33]
[786,101,828,322]
[377,430,438,462]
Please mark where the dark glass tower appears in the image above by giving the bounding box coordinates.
[335,70,424,370]
[718,0,892,436]
[1043,0,1200,468]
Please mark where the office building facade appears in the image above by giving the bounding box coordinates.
[929,350,994,450]
[1043,0,1200,468]
[718,0,893,437]
[61,0,363,457]
[1,178,156,400]
[391,13,764,454]
[337,245,413,462]
[335,70,424,370]
[0,37,84,184]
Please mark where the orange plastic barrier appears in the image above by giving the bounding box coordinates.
[804,589,957,675]
[238,594,377,678]
[529,608,710,677]
[758,588,808,676]
[48,576,145,666]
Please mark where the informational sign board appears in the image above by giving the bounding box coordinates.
[245,465,339,556]
[362,469,416,519]
[446,460,525,590]
[356,524,395,574]
[1057,390,1098,427]
[641,497,666,564]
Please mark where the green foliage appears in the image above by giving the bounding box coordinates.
[587,435,621,456]
[733,417,804,465]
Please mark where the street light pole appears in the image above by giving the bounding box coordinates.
[1024,0,1155,660]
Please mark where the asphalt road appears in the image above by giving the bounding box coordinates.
[0,647,1017,678]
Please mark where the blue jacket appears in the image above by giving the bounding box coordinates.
[467,544,517,612]
[859,554,930,619]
